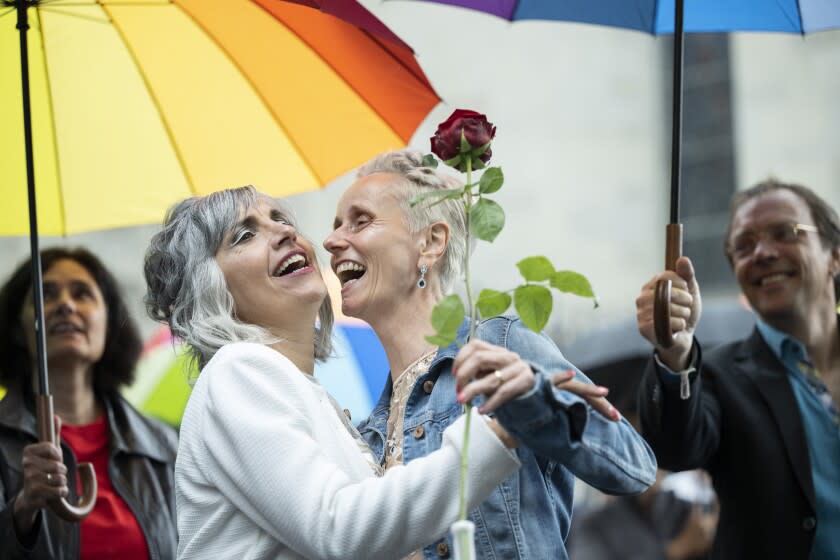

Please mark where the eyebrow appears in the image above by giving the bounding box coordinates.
[42,279,94,290]
[234,215,258,231]
[333,204,370,230]
[270,208,286,221]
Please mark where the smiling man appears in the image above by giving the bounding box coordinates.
[635,179,840,559]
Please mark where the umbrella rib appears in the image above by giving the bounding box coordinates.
[38,7,110,24]
[632,0,647,32]
[99,1,201,196]
[213,2,343,186]
[251,1,435,150]
[34,5,70,235]
[774,0,801,32]
[361,29,436,97]
[794,0,805,33]
[345,29,441,143]
[651,0,659,33]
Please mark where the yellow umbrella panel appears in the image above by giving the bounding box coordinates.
[0,0,439,235]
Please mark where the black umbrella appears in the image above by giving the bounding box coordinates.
[9,0,97,521]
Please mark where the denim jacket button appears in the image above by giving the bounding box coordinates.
[802,516,816,531]
[413,426,425,439]
[423,380,435,394]
[435,541,450,558]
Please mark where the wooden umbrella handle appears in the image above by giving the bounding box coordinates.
[654,224,683,349]
[36,395,98,522]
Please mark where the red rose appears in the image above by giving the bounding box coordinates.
[430,109,496,166]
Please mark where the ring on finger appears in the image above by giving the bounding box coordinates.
[46,473,53,483]
[494,370,504,385]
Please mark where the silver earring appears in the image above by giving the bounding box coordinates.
[417,265,427,289]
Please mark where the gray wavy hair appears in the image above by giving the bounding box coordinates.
[144,186,333,372]
[357,149,469,292]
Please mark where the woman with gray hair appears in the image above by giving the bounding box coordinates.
[143,186,520,560]
[323,149,658,559]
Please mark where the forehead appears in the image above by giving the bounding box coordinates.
[338,173,405,212]
[235,197,292,224]
[731,190,812,234]
[43,258,97,285]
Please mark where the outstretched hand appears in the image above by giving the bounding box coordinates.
[453,340,536,415]
[636,256,702,371]
[551,370,620,422]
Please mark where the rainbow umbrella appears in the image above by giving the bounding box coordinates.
[3,0,435,519]
[1,0,439,235]
[127,321,388,427]
[126,273,389,426]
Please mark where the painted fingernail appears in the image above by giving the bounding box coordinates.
[456,392,466,404]
[611,407,621,421]
[478,406,486,414]
[597,387,609,395]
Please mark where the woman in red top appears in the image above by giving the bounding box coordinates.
[0,248,178,559]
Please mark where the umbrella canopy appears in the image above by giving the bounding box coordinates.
[409,1,840,32]
[2,0,436,520]
[0,0,439,235]
[400,0,839,346]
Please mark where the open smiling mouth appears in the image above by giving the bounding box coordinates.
[273,253,309,277]
[49,322,84,335]
[755,272,795,287]
[335,262,366,287]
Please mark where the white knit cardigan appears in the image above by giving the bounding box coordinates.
[175,342,520,560]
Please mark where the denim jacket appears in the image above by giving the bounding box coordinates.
[358,316,657,559]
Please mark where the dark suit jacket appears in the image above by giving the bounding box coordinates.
[638,329,817,560]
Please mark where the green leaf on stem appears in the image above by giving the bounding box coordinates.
[445,155,462,168]
[471,140,491,159]
[426,294,464,347]
[470,198,505,242]
[550,270,595,298]
[476,289,512,318]
[460,130,472,154]
[472,158,486,170]
[410,188,464,207]
[514,285,552,332]
[478,167,503,194]
[516,256,555,282]
[421,154,439,168]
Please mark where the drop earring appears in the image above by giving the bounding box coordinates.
[417,265,428,289]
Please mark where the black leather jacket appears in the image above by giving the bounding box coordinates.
[0,385,178,560]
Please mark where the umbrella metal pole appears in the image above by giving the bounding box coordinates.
[15,0,50,397]
[654,0,686,350]
[15,0,98,520]
[669,0,684,225]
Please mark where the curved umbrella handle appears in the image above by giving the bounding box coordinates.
[36,395,98,521]
[653,224,683,349]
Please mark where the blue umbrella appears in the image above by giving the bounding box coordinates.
[418,1,840,33]
[400,0,840,347]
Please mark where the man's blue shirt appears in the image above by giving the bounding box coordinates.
[756,320,840,560]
